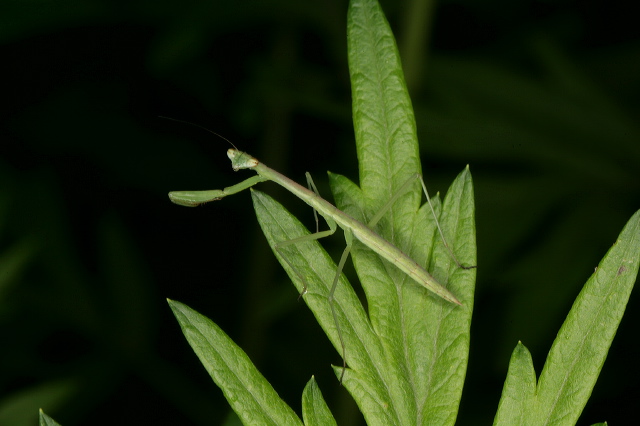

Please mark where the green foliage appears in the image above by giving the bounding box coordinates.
[169,299,303,426]
[171,0,476,423]
[167,1,639,425]
[2,0,636,423]
[493,211,640,426]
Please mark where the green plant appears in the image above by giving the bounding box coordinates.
[166,1,638,425]
[37,0,640,424]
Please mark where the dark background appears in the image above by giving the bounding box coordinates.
[1,0,638,424]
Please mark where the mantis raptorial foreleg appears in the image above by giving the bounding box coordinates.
[365,173,474,271]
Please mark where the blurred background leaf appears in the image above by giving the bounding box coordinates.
[1,0,638,425]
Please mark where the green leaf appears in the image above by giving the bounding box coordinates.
[533,210,640,425]
[493,342,536,426]
[346,0,475,424]
[301,376,337,426]
[39,410,62,426]
[168,299,302,426]
[348,0,421,214]
[493,210,640,425]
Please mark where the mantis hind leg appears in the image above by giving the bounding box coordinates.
[327,230,354,383]
[370,173,475,270]
[415,174,476,270]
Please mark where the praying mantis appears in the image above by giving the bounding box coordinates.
[170,140,474,382]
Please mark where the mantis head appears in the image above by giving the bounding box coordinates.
[227,149,259,171]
